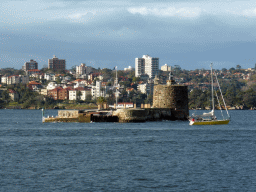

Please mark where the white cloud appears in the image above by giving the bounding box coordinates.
[242,8,256,16]
[68,13,88,19]
[127,6,202,18]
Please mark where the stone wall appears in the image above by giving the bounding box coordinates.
[112,108,186,122]
[112,109,147,122]
[152,84,189,119]
[58,110,79,118]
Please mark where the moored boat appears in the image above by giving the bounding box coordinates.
[189,64,230,125]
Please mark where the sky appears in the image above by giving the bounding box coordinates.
[1,0,256,70]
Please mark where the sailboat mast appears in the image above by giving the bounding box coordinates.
[115,66,118,109]
[210,63,214,113]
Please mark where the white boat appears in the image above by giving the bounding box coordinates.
[189,64,230,125]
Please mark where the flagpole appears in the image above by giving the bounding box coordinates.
[42,108,45,123]
[115,66,118,109]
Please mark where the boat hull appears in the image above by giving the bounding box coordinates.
[189,119,230,125]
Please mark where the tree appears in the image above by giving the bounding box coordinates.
[119,81,131,88]
[97,97,106,105]
[117,70,124,78]
[1,90,10,103]
[55,77,62,84]
[127,70,135,79]
[70,66,76,73]
[144,94,153,105]
[0,99,5,108]
[100,88,105,98]
[23,98,35,109]
[85,94,92,102]
[77,91,82,102]
[132,77,140,83]
[222,68,227,73]
[243,88,256,108]
[188,89,212,109]
[229,67,236,74]
[101,68,112,81]
[106,90,115,104]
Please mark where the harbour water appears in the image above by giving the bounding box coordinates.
[1,109,256,191]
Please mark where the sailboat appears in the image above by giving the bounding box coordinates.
[189,64,230,125]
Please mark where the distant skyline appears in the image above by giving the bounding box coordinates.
[1,0,256,70]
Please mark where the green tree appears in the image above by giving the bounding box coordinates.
[97,97,106,105]
[101,68,112,81]
[55,77,62,84]
[144,94,153,105]
[132,77,140,83]
[229,67,236,74]
[1,90,10,103]
[243,88,256,108]
[0,99,6,108]
[77,91,82,101]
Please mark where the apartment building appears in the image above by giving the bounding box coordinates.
[135,55,159,79]
[1,75,29,85]
[76,63,86,76]
[161,64,171,72]
[48,55,66,71]
[22,59,38,71]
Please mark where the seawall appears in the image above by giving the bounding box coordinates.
[113,108,187,122]
[43,108,188,123]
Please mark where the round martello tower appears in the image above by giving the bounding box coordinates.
[152,77,189,120]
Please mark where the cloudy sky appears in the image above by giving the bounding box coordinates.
[1,0,256,70]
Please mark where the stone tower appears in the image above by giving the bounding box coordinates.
[152,80,189,120]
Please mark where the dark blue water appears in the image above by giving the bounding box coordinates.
[1,109,256,191]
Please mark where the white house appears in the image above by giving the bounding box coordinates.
[124,66,134,71]
[44,73,55,81]
[69,89,77,100]
[1,76,8,84]
[137,83,154,95]
[46,82,57,90]
[68,88,92,101]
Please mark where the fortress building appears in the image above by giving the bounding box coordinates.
[152,76,189,120]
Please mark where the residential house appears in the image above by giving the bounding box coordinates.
[40,89,48,96]
[28,81,42,91]
[137,82,154,95]
[124,66,134,71]
[1,75,8,84]
[8,89,19,101]
[44,73,55,81]
[46,82,57,90]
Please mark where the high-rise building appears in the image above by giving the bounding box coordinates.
[22,59,38,71]
[76,63,86,76]
[48,55,66,71]
[135,55,159,79]
[135,58,145,77]
[76,63,93,77]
